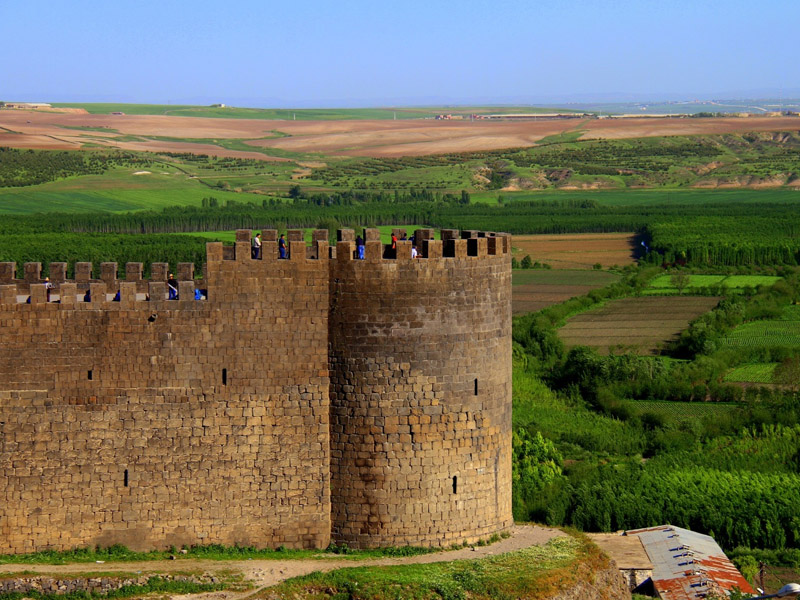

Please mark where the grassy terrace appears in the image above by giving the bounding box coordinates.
[260,535,603,600]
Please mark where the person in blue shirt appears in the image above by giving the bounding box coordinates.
[356,235,365,260]
[279,234,287,259]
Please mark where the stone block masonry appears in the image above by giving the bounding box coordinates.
[0,228,511,553]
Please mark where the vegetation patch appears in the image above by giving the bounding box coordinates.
[512,270,621,315]
[557,296,721,355]
[0,574,236,600]
[723,363,778,383]
[0,543,440,567]
[259,535,605,600]
[645,274,783,295]
[721,305,800,350]
[628,400,739,424]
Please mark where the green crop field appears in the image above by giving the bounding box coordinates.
[721,305,800,349]
[0,168,275,214]
[723,363,778,384]
[648,274,727,288]
[630,400,739,424]
[645,274,782,294]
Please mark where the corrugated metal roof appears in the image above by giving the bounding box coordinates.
[626,525,754,600]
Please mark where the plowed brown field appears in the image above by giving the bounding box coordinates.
[513,233,639,269]
[513,285,600,315]
[558,296,721,354]
[2,109,798,159]
[511,269,620,315]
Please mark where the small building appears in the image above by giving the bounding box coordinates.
[592,525,754,600]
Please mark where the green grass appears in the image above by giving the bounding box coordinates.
[724,363,778,383]
[0,577,232,600]
[0,169,270,214]
[649,274,726,288]
[512,270,620,286]
[0,543,437,566]
[513,364,645,459]
[260,535,601,600]
[645,274,782,294]
[534,128,588,145]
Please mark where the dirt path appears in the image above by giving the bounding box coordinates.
[0,525,563,598]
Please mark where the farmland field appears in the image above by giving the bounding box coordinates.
[720,305,800,349]
[558,296,721,354]
[49,103,580,120]
[512,233,639,269]
[630,400,739,424]
[0,168,276,213]
[4,108,800,158]
[512,269,620,315]
[645,274,782,294]
[723,363,778,384]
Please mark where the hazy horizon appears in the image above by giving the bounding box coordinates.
[2,0,799,107]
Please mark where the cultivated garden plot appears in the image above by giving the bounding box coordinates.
[721,305,800,350]
[630,400,739,425]
[558,296,721,354]
[723,363,778,384]
[512,269,620,315]
[645,274,782,294]
[512,233,639,270]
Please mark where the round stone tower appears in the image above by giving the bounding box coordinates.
[328,228,513,548]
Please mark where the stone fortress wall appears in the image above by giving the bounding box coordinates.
[0,227,512,553]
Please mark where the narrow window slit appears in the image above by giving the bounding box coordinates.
[87,370,93,381]
[474,378,478,396]
[452,475,458,494]
[222,368,227,385]
[123,469,129,487]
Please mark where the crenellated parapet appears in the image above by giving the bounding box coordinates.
[0,228,510,307]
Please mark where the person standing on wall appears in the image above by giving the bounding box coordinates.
[167,273,179,300]
[391,232,398,258]
[356,234,365,260]
[279,234,287,259]
[251,232,262,259]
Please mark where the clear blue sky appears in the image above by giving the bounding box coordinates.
[2,0,798,107]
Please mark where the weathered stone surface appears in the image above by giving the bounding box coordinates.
[329,236,513,548]
[0,229,511,552]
